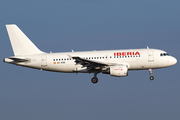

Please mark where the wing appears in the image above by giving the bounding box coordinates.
[68,55,116,73]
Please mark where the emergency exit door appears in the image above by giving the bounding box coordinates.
[41,55,47,66]
[148,51,154,62]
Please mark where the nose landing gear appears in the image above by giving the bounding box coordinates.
[150,76,154,80]
[149,69,154,80]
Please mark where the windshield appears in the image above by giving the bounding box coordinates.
[160,53,169,56]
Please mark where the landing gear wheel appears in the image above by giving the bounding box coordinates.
[150,76,154,80]
[91,77,98,84]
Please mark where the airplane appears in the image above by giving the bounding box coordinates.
[4,24,177,84]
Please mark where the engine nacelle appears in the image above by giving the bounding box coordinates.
[102,65,128,77]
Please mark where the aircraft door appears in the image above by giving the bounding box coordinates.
[41,55,47,66]
[148,51,154,62]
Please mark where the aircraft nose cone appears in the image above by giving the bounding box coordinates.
[171,57,177,65]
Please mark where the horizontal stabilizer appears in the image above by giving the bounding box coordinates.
[4,57,30,63]
[8,57,29,62]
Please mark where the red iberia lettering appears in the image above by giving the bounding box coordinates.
[114,51,140,56]
[122,52,126,56]
[127,52,132,56]
[117,52,121,56]
[135,52,140,55]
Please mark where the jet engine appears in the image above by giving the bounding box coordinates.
[102,65,128,77]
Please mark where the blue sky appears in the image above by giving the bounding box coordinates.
[0,0,180,120]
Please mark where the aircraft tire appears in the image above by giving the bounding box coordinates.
[150,76,154,80]
[91,77,98,84]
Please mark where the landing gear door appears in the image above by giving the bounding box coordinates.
[41,55,47,66]
[148,51,154,62]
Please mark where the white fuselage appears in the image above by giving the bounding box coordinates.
[5,48,177,73]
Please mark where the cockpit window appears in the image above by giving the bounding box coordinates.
[160,53,169,56]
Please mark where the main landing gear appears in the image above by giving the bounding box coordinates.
[91,72,98,84]
[149,69,154,80]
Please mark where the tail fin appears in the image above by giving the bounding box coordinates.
[6,24,44,56]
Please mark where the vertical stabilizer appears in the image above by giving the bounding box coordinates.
[6,24,44,56]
